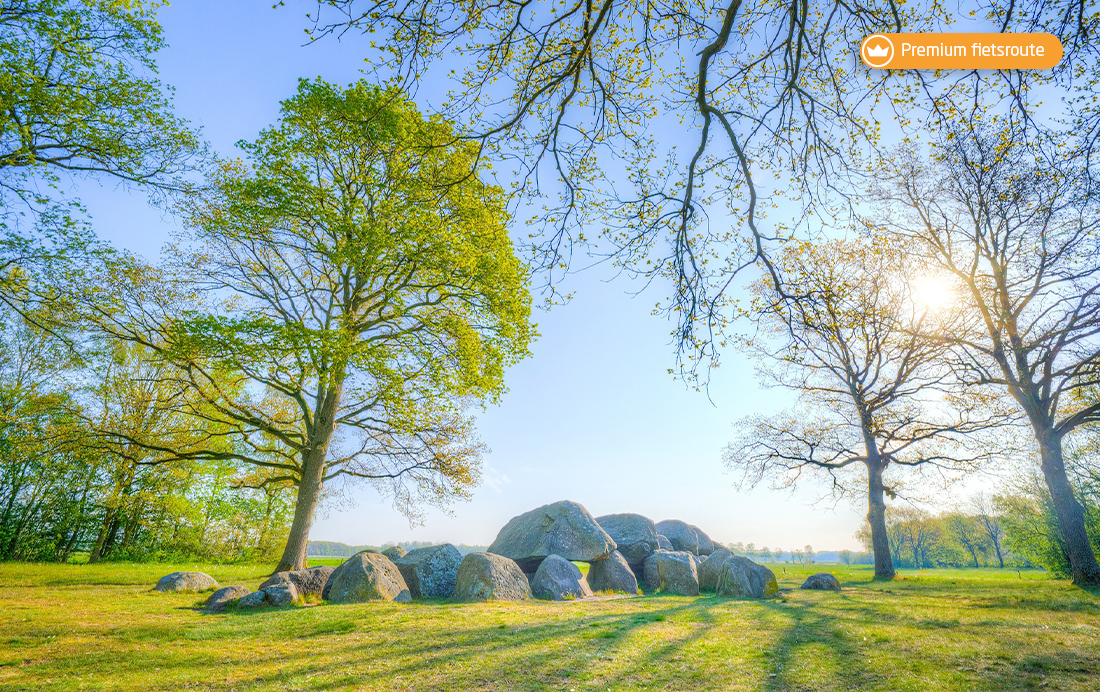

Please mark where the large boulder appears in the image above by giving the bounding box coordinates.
[530,554,593,601]
[654,520,715,555]
[715,556,779,599]
[801,573,842,591]
[586,551,639,595]
[237,590,267,608]
[259,566,334,599]
[595,513,660,569]
[205,585,251,612]
[453,552,531,601]
[393,544,462,599]
[382,546,407,560]
[155,571,219,593]
[656,534,673,551]
[698,549,733,591]
[642,550,699,596]
[488,500,616,571]
[263,582,299,607]
[324,552,412,603]
[691,525,716,556]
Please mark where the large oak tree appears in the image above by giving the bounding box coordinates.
[82,79,534,571]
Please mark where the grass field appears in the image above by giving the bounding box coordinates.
[1,561,1098,691]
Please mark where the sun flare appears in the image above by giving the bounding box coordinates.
[914,276,955,311]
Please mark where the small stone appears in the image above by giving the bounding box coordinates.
[263,582,299,607]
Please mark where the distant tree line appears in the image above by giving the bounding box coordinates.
[306,540,488,557]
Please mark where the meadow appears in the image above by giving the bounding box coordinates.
[1,562,1097,691]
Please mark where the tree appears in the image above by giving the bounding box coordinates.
[726,237,999,580]
[0,0,202,338]
[300,0,1098,364]
[838,550,854,566]
[943,512,987,568]
[79,79,534,572]
[888,506,937,570]
[876,124,1100,586]
[971,492,1007,568]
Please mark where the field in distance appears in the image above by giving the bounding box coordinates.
[1,562,1097,691]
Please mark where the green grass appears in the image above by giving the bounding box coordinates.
[1,562,1097,691]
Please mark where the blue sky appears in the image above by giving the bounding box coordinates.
[75,0,877,551]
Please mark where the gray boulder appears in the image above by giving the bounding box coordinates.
[595,513,660,569]
[586,551,638,594]
[205,585,251,612]
[155,571,219,593]
[716,556,779,598]
[324,552,412,603]
[393,544,462,599]
[237,590,267,608]
[453,552,531,601]
[698,549,733,591]
[642,550,699,596]
[259,566,334,599]
[655,520,698,553]
[382,546,407,560]
[801,573,842,591]
[488,500,616,571]
[656,534,673,551]
[691,525,716,555]
[530,554,593,601]
[263,582,299,607]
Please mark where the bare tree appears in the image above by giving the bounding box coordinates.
[726,237,1003,579]
[876,124,1100,586]
[971,492,1006,568]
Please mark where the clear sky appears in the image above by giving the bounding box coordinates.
[76,0,885,551]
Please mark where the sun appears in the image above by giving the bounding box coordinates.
[914,276,954,311]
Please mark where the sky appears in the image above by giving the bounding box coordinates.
[72,0,927,552]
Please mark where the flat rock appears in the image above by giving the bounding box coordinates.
[155,571,219,593]
[382,546,407,560]
[530,554,593,601]
[324,552,412,603]
[586,550,638,595]
[453,552,531,601]
[716,556,779,598]
[263,582,299,607]
[394,544,463,599]
[698,549,733,591]
[205,585,251,612]
[237,590,267,608]
[595,513,660,569]
[259,566,334,598]
[801,573,842,591]
[642,550,699,596]
[488,500,616,571]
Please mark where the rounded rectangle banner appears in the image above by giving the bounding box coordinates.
[860,33,1063,69]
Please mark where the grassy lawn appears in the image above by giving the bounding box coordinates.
[1,562,1098,691]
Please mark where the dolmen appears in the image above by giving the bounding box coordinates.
[487,500,616,572]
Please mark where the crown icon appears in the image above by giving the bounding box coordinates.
[866,44,890,58]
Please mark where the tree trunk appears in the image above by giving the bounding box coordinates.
[866,462,895,580]
[274,379,345,573]
[1036,432,1100,587]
